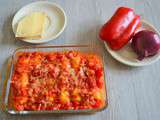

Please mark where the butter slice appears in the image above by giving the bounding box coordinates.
[16,12,47,39]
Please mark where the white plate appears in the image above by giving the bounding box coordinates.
[104,20,160,67]
[12,1,67,44]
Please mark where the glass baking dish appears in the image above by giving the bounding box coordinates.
[1,45,108,115]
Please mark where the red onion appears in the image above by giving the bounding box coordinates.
[131,30,160,60]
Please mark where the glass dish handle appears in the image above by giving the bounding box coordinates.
[0,57,13,112]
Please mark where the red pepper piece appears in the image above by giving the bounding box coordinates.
[99,7,141,50]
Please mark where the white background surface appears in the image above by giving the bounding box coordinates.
[0,0,160,120]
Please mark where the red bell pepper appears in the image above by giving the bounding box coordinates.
[99,7,141,50]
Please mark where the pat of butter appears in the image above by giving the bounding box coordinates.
[16,12,48,39]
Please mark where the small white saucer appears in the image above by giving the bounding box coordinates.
[12,1,67,44]
[104,20,160,67]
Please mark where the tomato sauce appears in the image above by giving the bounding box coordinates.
[11,51,105,111]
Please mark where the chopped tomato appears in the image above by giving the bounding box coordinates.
[14,96,28,104]
[14,104,24,111]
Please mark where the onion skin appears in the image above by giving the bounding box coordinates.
[131,30,160,60]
